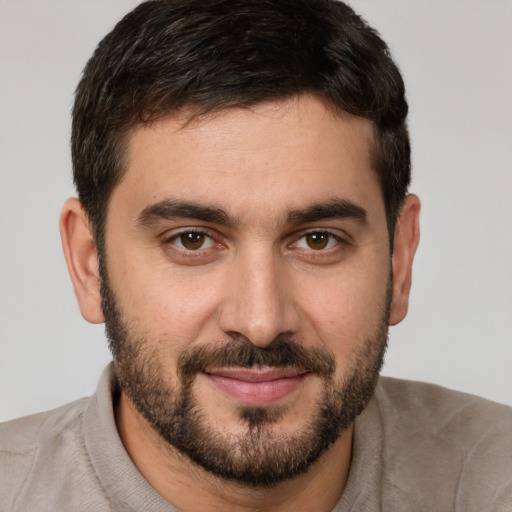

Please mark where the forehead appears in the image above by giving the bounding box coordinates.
[110,95,382,225]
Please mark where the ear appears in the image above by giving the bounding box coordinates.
[388,194,421,326]
[60,197,105,324]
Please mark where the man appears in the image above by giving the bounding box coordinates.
[1,0,510,510]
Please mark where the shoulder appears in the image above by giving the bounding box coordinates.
[377,376,512,428]
[373,378,512,511]
[0,398,95,510]
[375,376,512,457]
[0,398,89,451]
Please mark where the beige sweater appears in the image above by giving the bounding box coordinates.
[1,365,511,511]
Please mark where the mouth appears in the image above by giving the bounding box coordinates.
[202,367,311,406]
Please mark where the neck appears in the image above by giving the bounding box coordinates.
[115,392,353,512]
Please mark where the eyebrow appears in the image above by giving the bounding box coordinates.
[136,199,234,228]
[287,199,367,225]
[136,197,367,229]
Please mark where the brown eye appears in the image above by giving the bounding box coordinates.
[180,232,205,250]
[305,232,329,250]
[173,231,214,250]
[294,231,341,252]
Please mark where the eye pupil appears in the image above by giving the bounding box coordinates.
[180,232,205,250]
[306,233,329,250]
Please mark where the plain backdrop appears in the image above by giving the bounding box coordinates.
[0,0,511,423]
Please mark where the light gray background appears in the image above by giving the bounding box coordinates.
[1,1,511,423]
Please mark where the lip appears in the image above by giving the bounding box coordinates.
[202,367,310,406]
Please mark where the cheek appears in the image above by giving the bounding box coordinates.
[295,264,389,356]
[107,250,225,342]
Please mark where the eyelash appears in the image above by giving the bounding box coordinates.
[163,228,218,253]
[163,228,348,256]
[292,231,348,255]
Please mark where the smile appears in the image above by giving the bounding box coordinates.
[203,367,311,406]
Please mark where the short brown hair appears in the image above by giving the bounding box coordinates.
[72,0,410,249]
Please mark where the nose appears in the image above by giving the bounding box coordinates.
[218,247,301,347]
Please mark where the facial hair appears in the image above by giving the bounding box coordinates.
[101,266,390,488]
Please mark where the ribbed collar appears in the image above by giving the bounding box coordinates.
[83,364,179,511]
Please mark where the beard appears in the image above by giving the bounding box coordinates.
[101,267,390,488]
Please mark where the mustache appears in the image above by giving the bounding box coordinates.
[178,337,336,380]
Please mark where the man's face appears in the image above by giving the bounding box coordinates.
[102,95,392,485]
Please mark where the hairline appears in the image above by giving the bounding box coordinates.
[91,94,396,253]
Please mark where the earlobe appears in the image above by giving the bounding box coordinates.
[60,197,105,324]
[388,194,421,326]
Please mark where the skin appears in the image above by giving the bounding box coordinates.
[60,95,420,511]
